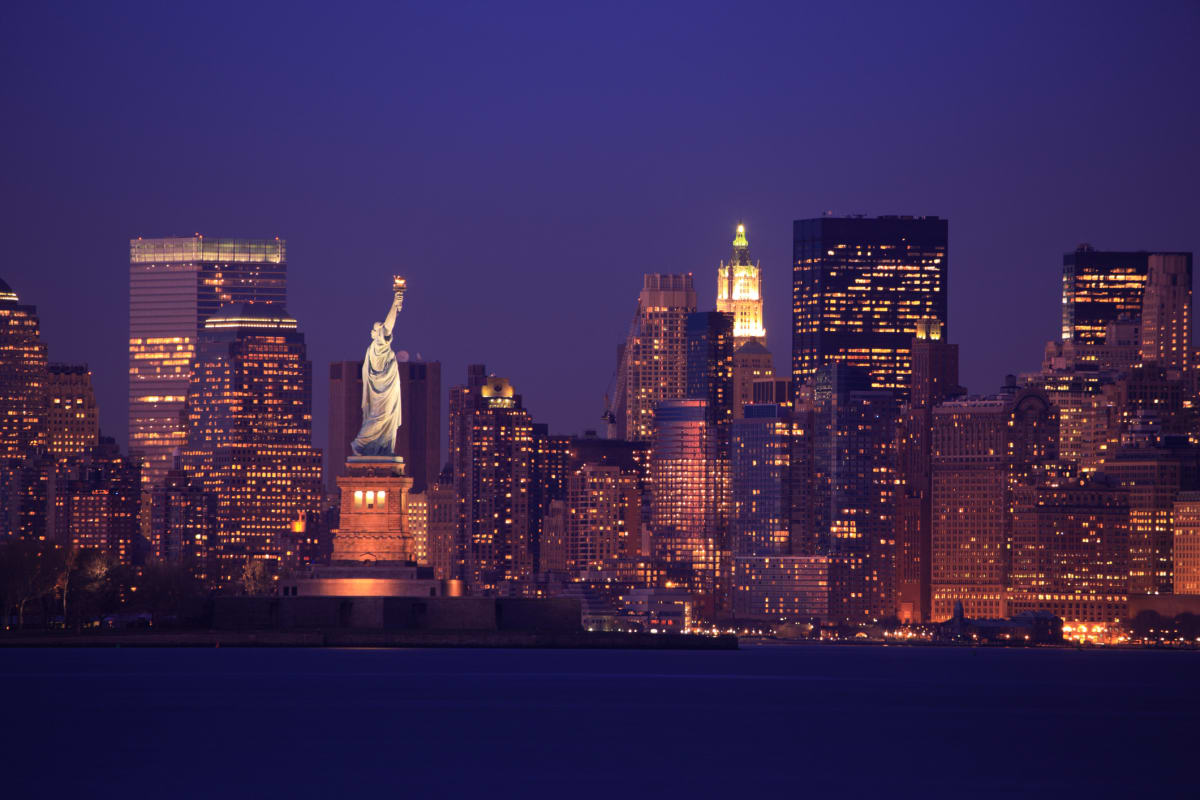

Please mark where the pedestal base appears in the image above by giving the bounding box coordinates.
[331,459,414,563]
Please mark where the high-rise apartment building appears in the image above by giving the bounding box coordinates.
[1172,492,1200,596]
[150,462,214,577]
[449,367,537,593]
[792,216,947,401]
[731,404,793,558]
[895,320,960,622]
[716,223,765,348]
[622,274,696,440]
[0,277,47,462]
[930,386,1058,620]
[130,236,286,488]
[181,302,322,587]
[58,437,142,564]
[45,364,99,461]
[1139,252,1193,373]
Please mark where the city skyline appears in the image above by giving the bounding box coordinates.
[2,3,1197,452]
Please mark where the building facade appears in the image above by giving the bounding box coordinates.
[45,364,99,461]
[716,223,766,348]
[622,274,696,441]
[0,278,47,464]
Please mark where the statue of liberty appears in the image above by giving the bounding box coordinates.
[350,278,406,457]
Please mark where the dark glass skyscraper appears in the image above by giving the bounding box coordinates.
[792,216,948,402]
[129,236,287,488]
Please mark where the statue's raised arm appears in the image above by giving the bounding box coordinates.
[349,277,406,458]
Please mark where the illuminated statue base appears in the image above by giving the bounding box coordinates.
[330,459,414,563]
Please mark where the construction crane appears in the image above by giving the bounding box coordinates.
[601,306,641,439]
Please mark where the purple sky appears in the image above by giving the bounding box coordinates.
[2,1,1198,454]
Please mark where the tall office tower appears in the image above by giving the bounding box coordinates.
[45,364,99,461]
[792,216,947,402]
[730,404,793,557]
[449,368,537,593]
[716,223,766,348]
[398,360,442,493]
[686,311,734,425]
[731,342,774,420]
[1172,492,1200,596]
[150,462,214,576]
[0,277,47,462]
[1061,246,1151,344]
[530,425,571,573]
[1009,475,1130,624]
[565,462,640,572]
[895,320,960,622]
[650,398,720,616]
[129,236,287,488]
[807,365,899,623]
[1139,252,1193,374]
[181,302,322,587]
[930,386,1058,620]
[327,361,363,494]
[622,274,696,440]
[59,437,142,564]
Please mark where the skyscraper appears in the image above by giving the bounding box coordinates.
[449,367,537,593]
[129,236,286,488]
[895,320,960,622]
[326,360,363,494]
[181,302,322,587]
[730,404,793,557]
[716,223,765,348]
[622,274,696,441]
[792,216,948,401]
[809,365,899,623]
[397,360,442,493]
[1139,252,1193,373]
[1061,246,1149,345]
[930,385,1057,619]
[731,341,774,420]
[650,398,720,616]
[0,277,47,462]
[45,364,99,461]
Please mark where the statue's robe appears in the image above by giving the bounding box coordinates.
[350,330,402,456]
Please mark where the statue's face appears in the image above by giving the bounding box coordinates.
[371,322,384,342]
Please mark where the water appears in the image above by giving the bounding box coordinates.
[2,643,1194,798]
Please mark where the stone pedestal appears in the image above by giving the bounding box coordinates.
[331,457,414,563]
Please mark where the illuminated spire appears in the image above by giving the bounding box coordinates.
[732,223,748,250]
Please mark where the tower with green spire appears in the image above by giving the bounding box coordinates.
[716,223,766,347]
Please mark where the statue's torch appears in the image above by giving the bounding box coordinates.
[393,275,407,307]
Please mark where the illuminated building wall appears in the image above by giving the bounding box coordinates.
[792,216,947,402]
[895,320,960,622]
[716,223,766,348]
[731,555,828,621]
[449,367,536,593]
[1009,476,1129,624]
[1021,371,1117,475]
[181,302,322,588]
[650,399,719,610]
[809,365,899,623]
[1172,492,1200,595]
[46,364,99,461]
[731,404,793,557]
[130,236,286,488]
[531,425,571,573]
[623,274,696,441]
[0,277,47,462]
[1042,316,1142,375]
[930,388,1057,620]
[1139,252,1193,373]
[731,341,774,420]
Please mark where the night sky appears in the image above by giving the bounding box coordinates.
[2,1,1198,454]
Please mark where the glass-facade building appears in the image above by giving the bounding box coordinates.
[1061,246,1149,345]
[792,216,947,402]
[129,236,287,488]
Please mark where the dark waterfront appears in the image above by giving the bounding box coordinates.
[2,644,1194,798]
